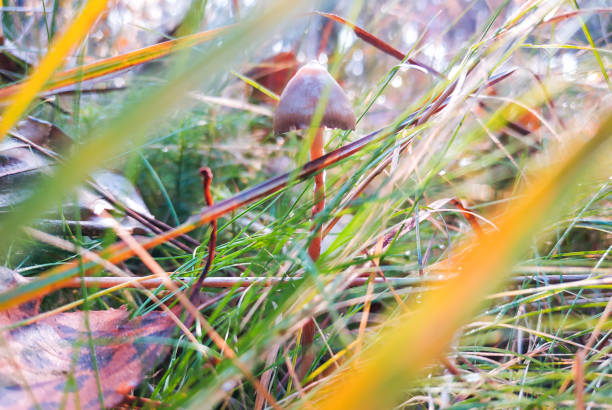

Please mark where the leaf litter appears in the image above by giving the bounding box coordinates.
[0,117,152,237]
[0,267,184,409]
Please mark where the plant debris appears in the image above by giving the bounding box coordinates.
[0,267,180,409]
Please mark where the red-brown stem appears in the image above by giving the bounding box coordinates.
[300,127,325,381]
[189,167,217,300]
[308,127,325,261]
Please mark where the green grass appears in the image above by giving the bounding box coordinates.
[1,0,611,408]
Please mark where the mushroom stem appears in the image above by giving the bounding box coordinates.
[308,127,325,261]
[298,127,325,381]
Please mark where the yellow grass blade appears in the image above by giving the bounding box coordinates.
[0,0,109,140]
[0,26,231,104]
[313,111,612,409]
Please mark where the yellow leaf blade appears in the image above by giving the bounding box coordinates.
[0,0,109,140]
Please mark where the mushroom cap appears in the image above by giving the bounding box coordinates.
[273,61,356,134]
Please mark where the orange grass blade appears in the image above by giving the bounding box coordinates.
[315,11,443,78]
[540,8,612,25]
[313,112,612,409]
[0,26,231,104]
[0,0,109,140]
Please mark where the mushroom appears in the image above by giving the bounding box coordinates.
[273,61,355,261]
[273,61,355,380]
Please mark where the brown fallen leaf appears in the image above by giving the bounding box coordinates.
[0,267,181,409]
[13,117,73,152]
[245,51,298,104]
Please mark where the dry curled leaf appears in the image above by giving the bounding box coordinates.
[0,267,180,409]
[245,51,298,104]
[14,117,73,152]
[0,141,52,208]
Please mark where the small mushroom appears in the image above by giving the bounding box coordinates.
[273,61,355,261]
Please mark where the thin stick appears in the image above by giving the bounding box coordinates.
[39,272,605,291]
[58,276,401,289]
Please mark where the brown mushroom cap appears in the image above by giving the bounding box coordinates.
[273,61,356,134]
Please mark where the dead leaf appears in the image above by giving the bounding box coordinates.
[13,117,73,152]
[0,129,152,236]
[0,39,32,83]
[89,169,154,219]
[0,267,179,409]
[0,142,52,208]
[245,51,298,104]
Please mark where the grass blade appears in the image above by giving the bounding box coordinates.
[0,26,231,103]
[314,110,612,409]
[0,0,109,140]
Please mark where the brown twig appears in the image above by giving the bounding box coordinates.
[317,19,334,57]
[57,275,408,289]
[86,179,199,251]
[42,272,604,293]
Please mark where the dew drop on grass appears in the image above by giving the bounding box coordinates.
[402,24,418,46]
[338,27,356,52]
[562,53,577,79]
[459,157,472,167]
[350,62,364,76]
[272,41,283,54]
[353,49,363,62]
